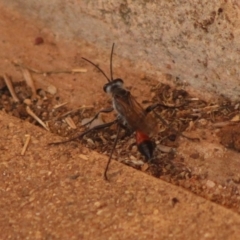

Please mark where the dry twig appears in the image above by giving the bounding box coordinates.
[65,116,77,129]
[26,106,49,131]
[211,121,236,128]
[13,62,87,74]
[21,68,37,100]
[56,105,94,119]
[21,134,31,155]
[53,102,68,109]
[3,74,19,102]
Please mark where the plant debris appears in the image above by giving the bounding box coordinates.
[1,70,240,214]
[21,134,31,155]
[3,74,19,102]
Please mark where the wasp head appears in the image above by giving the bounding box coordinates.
[103,79,124,94]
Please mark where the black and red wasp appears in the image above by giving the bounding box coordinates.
[50,44,161,180]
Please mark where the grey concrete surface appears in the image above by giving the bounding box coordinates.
[2,0,240,100]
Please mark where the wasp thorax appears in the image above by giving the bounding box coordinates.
[103,79,124,93]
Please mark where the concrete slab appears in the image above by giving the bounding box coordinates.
[1,111,240,239]
[2,0,240,100]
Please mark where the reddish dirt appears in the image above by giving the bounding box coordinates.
[1,4,240,239]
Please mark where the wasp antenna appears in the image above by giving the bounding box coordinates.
[110,43,115,81]
[82,57,111,83]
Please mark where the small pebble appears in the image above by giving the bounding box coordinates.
[8,122,15,128]
[206,180,216,188]
[41,112,48,117]
[198,118,208,126]
[87,138,95,147]
[78,154,89,160]
[190,152,200,159]
[96,209,103,215]
[34,37,44,45]
[130,155,136,161]
[94,201,101,207]
[23,98,32,105]
[153,209,159,215]
[110,134,117,140]
[47,85,57,95]
[141,163,149,172]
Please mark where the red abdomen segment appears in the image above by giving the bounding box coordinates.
[136,131,155,161]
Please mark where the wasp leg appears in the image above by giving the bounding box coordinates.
[82,107,114,127]
[49,119,118,145]
[145,103,161,113]
[145,102,179,113]
[104,123,121,181]
[152,107,199,142]
[145,103,171,126]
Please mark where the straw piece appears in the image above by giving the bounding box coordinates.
[21,134,31,155]
[13,62,87,74]
[3,74,19,102]
[21,68,37,100]
[26,106,49,131]
[65,116,77,129]
[53,102,68,109]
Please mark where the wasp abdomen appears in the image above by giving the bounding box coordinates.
[136,131,155,161]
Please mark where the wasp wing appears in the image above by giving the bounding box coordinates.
[114,92,158,136]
